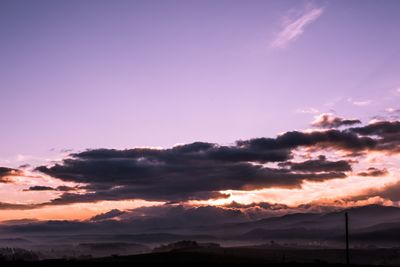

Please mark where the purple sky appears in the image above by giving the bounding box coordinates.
[1,0,400,166]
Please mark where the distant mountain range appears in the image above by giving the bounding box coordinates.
[1,205,400,247]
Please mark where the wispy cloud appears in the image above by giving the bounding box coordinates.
[347,98,372,107]
[386,107,400,113]
[271,4,324,49]
[296,107,319,114]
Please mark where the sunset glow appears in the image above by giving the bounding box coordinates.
[1,1,400,263]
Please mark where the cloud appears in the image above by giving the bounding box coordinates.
[385,108,400,120]
[24,186,55,191]
[376,182,400,202]
[296,107,319,114]
[278,155,352,173]
[33,129,379,205]
[348,181,400,202]
[347,98,372,107]
[23,185,76,192]
[385,108,400,114]
[237,129,376,153]
[271,4,324,48]
[356,167,388,177]
[349,121,400,152]
[311,113,361,128]
[0,202,40,210]
[89,209,126,221]
[0,167,21,183]
[350,120,400,136]
[0,119,394,209]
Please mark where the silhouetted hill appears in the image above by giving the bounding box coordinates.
[77,242,150,257]
[109,233,216,243]
[0,238,31,245]
[238,227,340,241]
[2,204,400,249]
[202,205,400,236]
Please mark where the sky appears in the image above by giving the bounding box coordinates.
[0,0,400,222]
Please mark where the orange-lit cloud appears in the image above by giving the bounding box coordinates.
[0,118,399,222]
[0,199,163,222]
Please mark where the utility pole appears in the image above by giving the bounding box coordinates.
[345,212,350,265]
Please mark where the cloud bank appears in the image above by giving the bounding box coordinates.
[0,117,399,212]
[27,119,399,207]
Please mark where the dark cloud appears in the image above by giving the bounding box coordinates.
[0,167,15,176]
[237,129,376,152]
[0,167,20,183]
[357,167,388,177]
[348,181,400,202]
[349,121,400,152]
[55,186,76,191]
[24,186,55,191]
[376,181,400,202]
[350,121,400,136]
[18,164,31,169]
[37,161,346,205]
[23,185,77,192]
[0,202,40,210]
[278,155,352,172]
[26,119,398,205]
[90,209,126,221]
[312,113,361,128]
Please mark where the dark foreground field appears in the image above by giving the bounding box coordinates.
[2,247,400,266]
